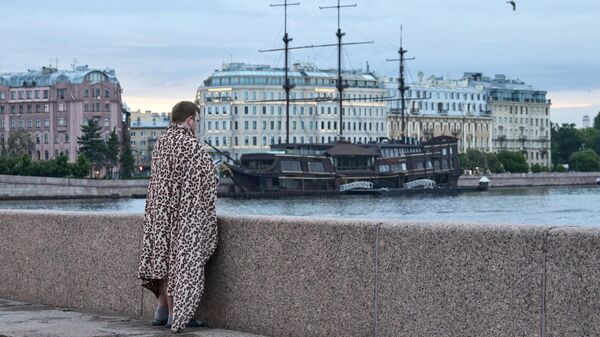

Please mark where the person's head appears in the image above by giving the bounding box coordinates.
[171,101,200,134]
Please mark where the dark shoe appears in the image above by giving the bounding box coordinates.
[165,319,205,329]
[151,318,168,326]
[187,319,205,328]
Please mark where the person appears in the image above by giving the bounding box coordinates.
[138,101,219,333]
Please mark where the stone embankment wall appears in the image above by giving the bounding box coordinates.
[458,172,600,188]
[0,211,598,337]
[0,174,148,199]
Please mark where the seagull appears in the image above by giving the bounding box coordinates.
[506,0,516,11]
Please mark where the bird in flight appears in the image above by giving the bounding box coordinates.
[506,0,516,11]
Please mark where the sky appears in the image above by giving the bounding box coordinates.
[0,0,598,126]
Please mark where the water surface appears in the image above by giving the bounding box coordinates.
[1,186,598,226]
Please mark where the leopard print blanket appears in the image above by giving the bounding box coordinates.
[138,123,218,333]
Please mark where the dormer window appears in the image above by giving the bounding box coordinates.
[85,71,107,84]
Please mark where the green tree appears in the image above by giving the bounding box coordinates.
[486,152,504,173]
[77,120,106,177]
[119,143,135,179]
[466,149,487,170]
[51,155,71,177]
[593,111,600,131]
[3,130,34,158]
[553,164,567,172]
[11,155,33,176]
[497,151,529,173]
[530,163,542,173]
[580,127,600,155]
[459,153,470,170]
[569,149,600,172]
[104,128,120,179]
[551,123,584,165]
[71,155,91,178]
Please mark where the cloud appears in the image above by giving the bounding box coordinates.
[0,0,598,118]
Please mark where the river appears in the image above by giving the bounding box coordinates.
[1,186,599,226]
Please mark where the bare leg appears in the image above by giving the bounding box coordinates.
[158,279,174,317]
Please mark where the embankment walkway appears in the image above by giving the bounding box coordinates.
[0,298,265,337]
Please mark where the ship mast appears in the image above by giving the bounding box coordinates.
[268,0,299,144]
[386,26,414,141]
[260,1,372,144]
[320,0,356,141]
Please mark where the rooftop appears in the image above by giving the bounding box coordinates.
[0,65,119,88]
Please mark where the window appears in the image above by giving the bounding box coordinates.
[57,89,66,100]
[55,134,60,144]
[84,103,89,112]
[65,133,69,143]
[104,118,110,127]
[281,160,302,172]
[44,133,49,144]
[43,90,49,99]
[44,119,49,128]
[104,89,110,98]
[83,89,89,98]
[104,103,110,112]
[27,120,32,128]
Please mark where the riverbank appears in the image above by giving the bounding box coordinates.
[1,172,598,200]
[458,172,600,188]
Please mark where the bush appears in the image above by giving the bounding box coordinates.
[497,151,529,173]
[553,164,567,172]
[569,149,600,172]
[71,155,91,178]
[531,163,542,173]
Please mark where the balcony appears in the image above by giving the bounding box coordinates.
[205,97,233,103]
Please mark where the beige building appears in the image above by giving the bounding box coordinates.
[129,110,170,171]
[460,73,551,167]
[388,114,493,152]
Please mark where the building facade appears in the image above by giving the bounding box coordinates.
[385,75,493,153]
[196,63,388,160]
[129,110,170,171]
[464,73,552,167]
[386,73,551,167]
[0,65,123,162]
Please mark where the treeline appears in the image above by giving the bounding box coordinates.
[0,120,135,179]
[551,112,600,172]
[459,150,536,174]
[0,155,91,178]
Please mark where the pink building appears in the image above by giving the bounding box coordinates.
[0,65,123,162]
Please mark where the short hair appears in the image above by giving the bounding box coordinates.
[171,101,199,123]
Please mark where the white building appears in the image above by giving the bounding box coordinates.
[384,75,493,153]
[196,63,388,160]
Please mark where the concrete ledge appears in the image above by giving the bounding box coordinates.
[1,211,599,337]
[458,172,600,188]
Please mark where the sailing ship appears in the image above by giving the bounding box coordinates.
[218,1,462,193]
